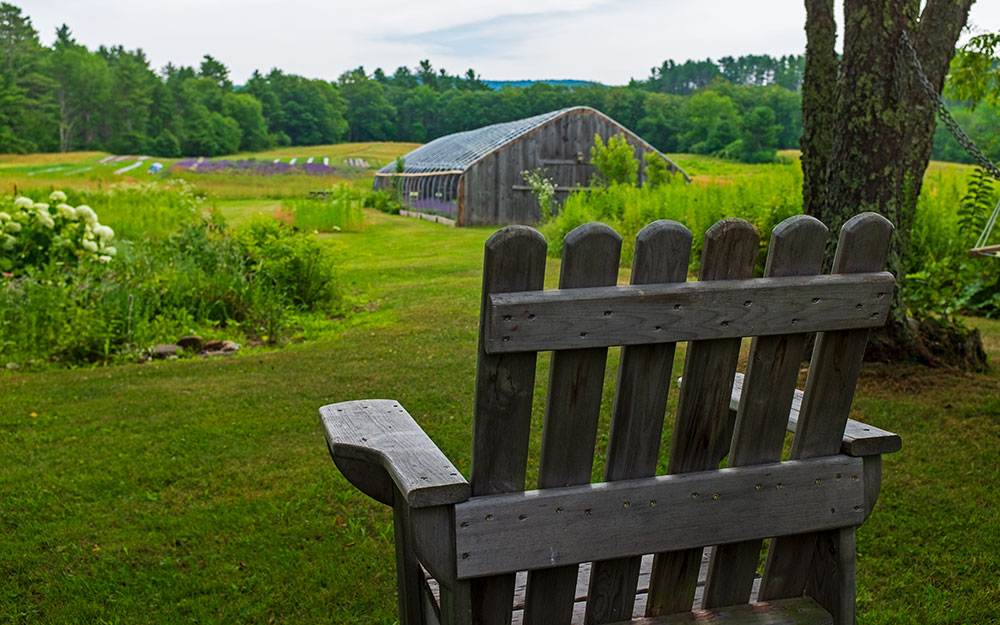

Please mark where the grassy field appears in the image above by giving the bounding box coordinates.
[2,208,999,623]
[0,142,419,199]
[2,145,999,622]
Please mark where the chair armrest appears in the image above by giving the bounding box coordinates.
[727,372,901,456]
[320,399,471,508]
[677,374,901,456]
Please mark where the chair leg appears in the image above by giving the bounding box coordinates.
[805,526,856,625]
[394,490,425,625]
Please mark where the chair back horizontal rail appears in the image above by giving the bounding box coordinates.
[484,272,893,354]
[452,455,865,579]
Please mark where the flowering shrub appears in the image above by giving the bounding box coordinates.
[0,190,116,274]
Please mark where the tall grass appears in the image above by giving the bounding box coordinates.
[541,167,802,272]
[284,186,364,232]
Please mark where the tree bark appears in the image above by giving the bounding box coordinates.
[800,0,838,221]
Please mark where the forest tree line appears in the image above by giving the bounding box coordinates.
[0,3,994,165]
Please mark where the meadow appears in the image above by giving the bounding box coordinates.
[1,146,999,623]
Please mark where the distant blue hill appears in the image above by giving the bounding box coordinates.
[484,79,604,90]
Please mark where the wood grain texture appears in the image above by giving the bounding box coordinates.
[647,218,760,616]
[611,597,832,625]
[703,216,827,609]
[722,373,902,457]
[394,489,427,625]
[453,456,865,579]
[469,225,548,625]
[586,220,693,625]
[524,223,622,625]
[486,272,893,354]
[321,400,470,508]
[760,212,893,607]
[426,552,766,623]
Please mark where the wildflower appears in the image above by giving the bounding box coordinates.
[4,221,21,234]
[93,224,115,241]
[102,246,117,256]
[81,239,98,252]
[49,190,68,203]
[56,204,77,219]
[76,205,98,225]
[0,212,9,221]
[98,255,112,263]
[1,235,14,250]
[13,196,32,209]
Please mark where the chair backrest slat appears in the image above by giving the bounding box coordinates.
[702,215,829,609]
[585,220,693,625]
[759,213,894,611]
[468,225,547,624]
[645,219,760,617]
[522,223,622,623]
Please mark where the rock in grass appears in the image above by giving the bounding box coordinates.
[177,335,203,351]
[202,339,224,352]
[220,340,240,353]
[152,344,180,359]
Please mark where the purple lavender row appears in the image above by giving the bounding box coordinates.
[171,159,340,176]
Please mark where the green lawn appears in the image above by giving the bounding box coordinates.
[3,205,1000,621]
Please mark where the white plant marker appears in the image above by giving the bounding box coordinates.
[274,158,281,163]
[323,157,329,166]
[306,157,314,164]
[290,158,297,164]
[115,160,144,175]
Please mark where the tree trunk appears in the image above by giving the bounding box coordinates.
[802,0,985,369]
[800,0,838,221]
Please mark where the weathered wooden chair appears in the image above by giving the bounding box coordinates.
[322,213,902,625]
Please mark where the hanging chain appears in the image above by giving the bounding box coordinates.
[897,30,1000,180]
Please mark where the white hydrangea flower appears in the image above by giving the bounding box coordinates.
[1,235,14,250]
[13,196,32,209]
[81,239,98,252]
[93,224,115,241]
[4,221,21,234]
[98,255,112,263]
[76,205,98,225]
[0,212,10,221]
[102,246,117,256]
[38,214,55,229]
[49,191,68,203]
[32,202,50,213]
[57,204,77,219]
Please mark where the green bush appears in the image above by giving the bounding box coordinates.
[1,193,342,367]
[363,189,403,214]
[590,134,639,186]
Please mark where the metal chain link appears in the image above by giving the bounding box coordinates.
[898,30,1000,180]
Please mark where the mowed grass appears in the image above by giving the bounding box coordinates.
[2,210,999,624]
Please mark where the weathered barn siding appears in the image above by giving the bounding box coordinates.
[375,107,688,227]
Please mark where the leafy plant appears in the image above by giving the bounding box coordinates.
[521,167,556,222]
[589,134,638,186]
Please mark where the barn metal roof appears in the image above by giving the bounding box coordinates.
[375,106,688,180]
[376,108,569,175]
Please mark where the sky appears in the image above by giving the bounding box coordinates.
[17,1,1000,86]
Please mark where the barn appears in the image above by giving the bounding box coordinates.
[373,106,690,226]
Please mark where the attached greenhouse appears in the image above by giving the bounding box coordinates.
[373,106,689,226]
